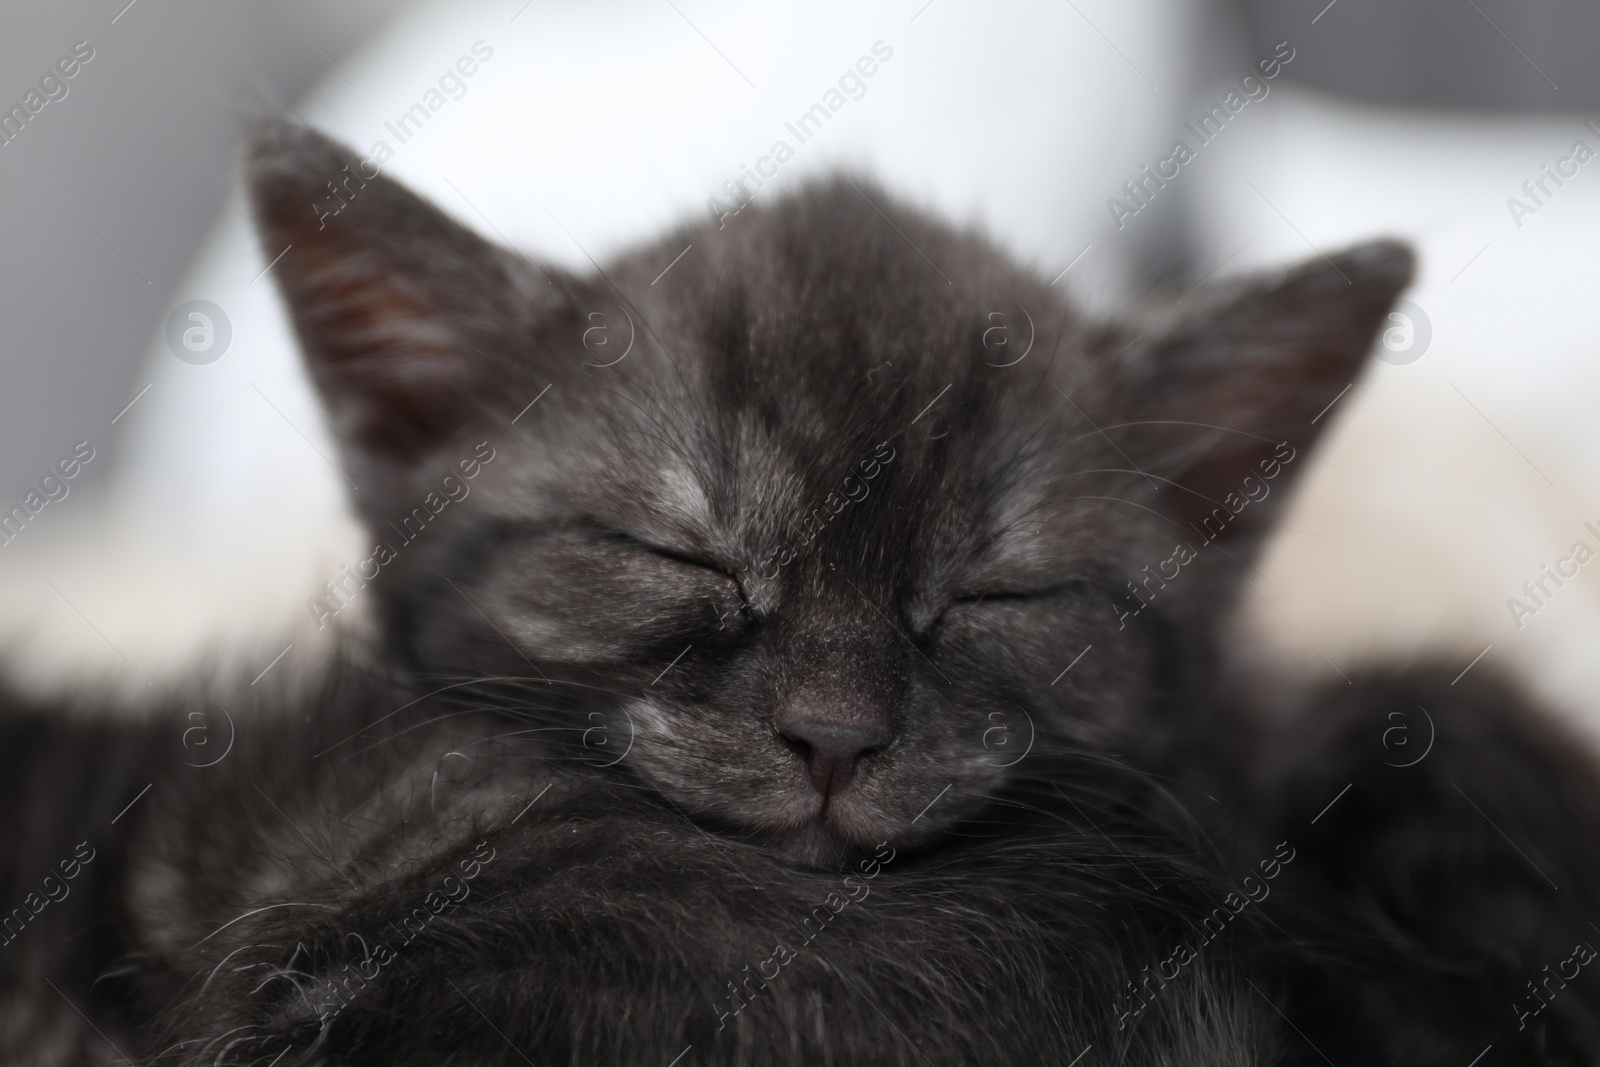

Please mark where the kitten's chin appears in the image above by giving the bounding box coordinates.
[769,820,871,868]
[625,752,949,866]
[750,791,929,869]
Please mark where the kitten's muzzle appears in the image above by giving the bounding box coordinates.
[778,719,893,797]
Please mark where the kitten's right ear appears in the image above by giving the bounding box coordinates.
[1097,240,1413,631]
[247,121,558,462]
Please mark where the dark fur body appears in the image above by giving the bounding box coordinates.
[0,125,1596,1064]
[0,668,1274,1065]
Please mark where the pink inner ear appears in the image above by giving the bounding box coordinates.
[247,124,526,462]
[277,230,477,460]
[1163,437,1295,548]
[1137,345,1356,556]
[1113,244,1412,581]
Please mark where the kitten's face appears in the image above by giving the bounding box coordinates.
[251,125,1412,864]
[385,262,1158,864]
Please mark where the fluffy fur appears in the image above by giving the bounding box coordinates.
[0,123,1596,1065]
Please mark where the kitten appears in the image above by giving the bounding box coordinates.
[0,122,1596,1066]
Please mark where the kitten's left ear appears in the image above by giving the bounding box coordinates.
[247,121,559,463]
[1108,240,1415,611]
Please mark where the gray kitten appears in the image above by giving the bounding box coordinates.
[3,124,1598,1067]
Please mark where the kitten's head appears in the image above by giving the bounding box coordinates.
[249,124,1412,865]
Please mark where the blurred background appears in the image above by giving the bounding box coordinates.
[3,0,1599,734]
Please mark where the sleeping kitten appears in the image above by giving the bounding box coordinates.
[1,123,1597,1066]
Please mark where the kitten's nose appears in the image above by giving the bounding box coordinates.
[779,720,893,797]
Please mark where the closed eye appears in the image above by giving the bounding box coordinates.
[600,529,752,604]
[948,578,1100,606]
[627,537,722,573]
[922,578,1103,637]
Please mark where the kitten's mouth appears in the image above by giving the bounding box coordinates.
[757,777,918,865]
[612,701,952,860]
[799,788,853,834]
[771,807,887,866]
[778,765,892,839]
